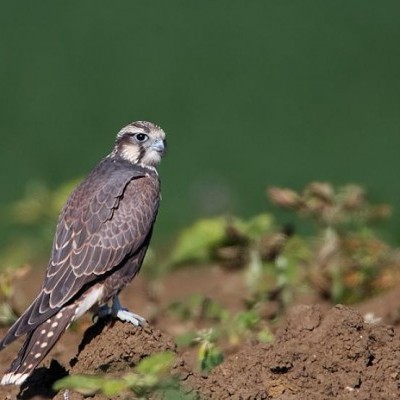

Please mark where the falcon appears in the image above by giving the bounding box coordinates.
[0,121,166,385]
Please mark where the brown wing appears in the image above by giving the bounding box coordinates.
[0,158,160,348]
[45,168,159,305]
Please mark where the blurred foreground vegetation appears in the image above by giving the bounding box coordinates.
[1,180,400,397]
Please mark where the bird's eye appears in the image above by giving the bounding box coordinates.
[134,133,148,143]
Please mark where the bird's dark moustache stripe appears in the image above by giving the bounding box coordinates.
[137,144,146,163]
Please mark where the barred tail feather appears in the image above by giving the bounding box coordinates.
[0,293,52,351]
[1,304,77,386]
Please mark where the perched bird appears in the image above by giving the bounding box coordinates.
[0,121,166,385]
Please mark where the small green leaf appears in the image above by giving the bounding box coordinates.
[53,374,104,395]
[257,328,274,343]
[135,351,175,376]
[168,217,229,265]
[234,310,260,332]
[198,341,223,372]
[242,213,275,240]
[102,378,129,397]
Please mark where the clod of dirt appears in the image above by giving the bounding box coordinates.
[53,317,195,400]
[69,317,177,375]
[193,305,400,400]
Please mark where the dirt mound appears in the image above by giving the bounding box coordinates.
[194,305,400,399]
[2,305,400,399]
[54,318,194,400]
[69,317,177,375]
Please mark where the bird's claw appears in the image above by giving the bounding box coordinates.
[92,305,146,326]
[110,296,147,327]
[115,309,147,326]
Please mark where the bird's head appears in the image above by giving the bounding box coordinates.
[112,121,166,167]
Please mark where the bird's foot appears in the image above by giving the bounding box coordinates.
[111,296,147,327]
[97,304,112,318]
[114,309,146,326]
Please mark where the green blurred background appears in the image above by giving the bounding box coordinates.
[1,1,400,252]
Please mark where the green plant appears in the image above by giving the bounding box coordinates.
[53,351,192,398]
[195,329,224,373]
[268,182,395,303]
[167,214,275,269]
[170,294,273,371]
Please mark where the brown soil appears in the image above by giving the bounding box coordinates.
[1,266,400,399]
[194,305,400,399]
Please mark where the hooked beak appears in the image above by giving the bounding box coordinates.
[151,139,166,155]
